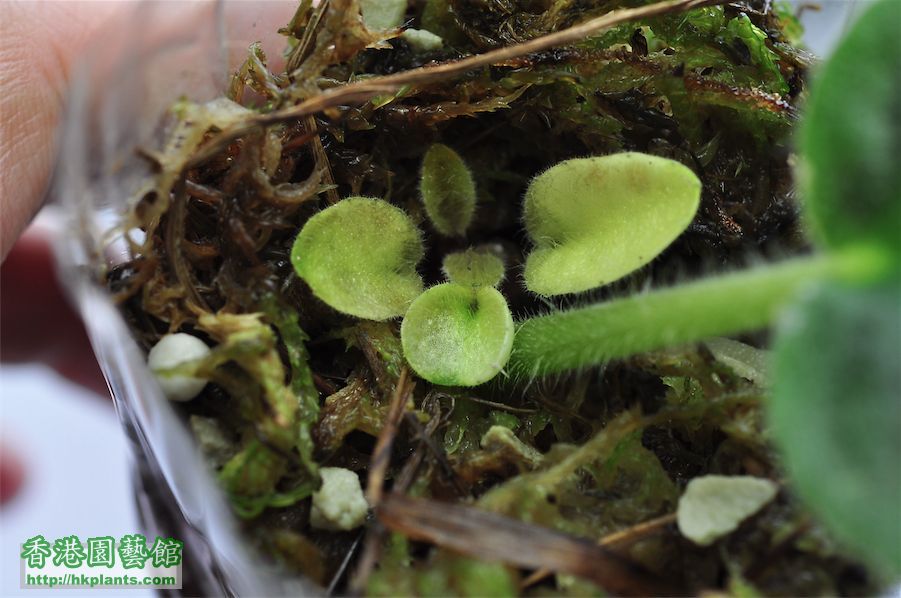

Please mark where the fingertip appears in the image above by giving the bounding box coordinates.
[0,223,107,397]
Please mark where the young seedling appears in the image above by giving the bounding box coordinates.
[291,197,424,320]
[401,153,700,386]
[400,283,514,387]
[419,143,478,237]
[442,248,505,288]
[523,153,701,296]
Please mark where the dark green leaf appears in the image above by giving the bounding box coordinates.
[800,0,901,262]
[771,282,901,576]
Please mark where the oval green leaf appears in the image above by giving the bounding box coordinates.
[401,283,513,386]
[800,0,901,262]
[420,143,477,237]
[771,281,901,576]
[523,153,701,296]
[291,197,424,320]
[442,248,505,288]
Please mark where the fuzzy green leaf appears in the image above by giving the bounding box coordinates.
[523,153,701,296]
[771,282,901,576]
[401,283,513,386]
[443,248,505,288]
[291,197,424,320]
[420,144,477,237]
[800,0,901,263]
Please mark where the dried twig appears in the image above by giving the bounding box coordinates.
[377,493,676,596]
[285,0,329,75]
[349,523,383,595]
[351,398,445,594]
[402,411,465,496]
[350,369,413,594]
[602,512,678,546]
[521,513,678,588]
[390,396,447,495]
[282,0,341,204]
[365,367,413,506]
[304,115,340,204]
[459,395,539,414]
[164,179,209,313]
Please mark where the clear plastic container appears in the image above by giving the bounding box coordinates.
[50,1,866,596]
[51,1,316,595]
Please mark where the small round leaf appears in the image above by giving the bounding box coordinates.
[442,248,505,288]
[401,283,513,386]
[420,143,477,237]
[523,153,701,296]
[291,197,424,320]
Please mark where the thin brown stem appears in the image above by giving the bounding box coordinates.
[521,513,678,588]
[351,369,414,595]
[304,114,340,204]
[285,0,328,75]
[185,179,223,204]
[459,395,539,414]
[365,367,413,506]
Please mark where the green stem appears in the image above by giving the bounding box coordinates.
[508,252,866,379]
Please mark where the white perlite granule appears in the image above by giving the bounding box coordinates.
[677,475,778,545]
[147,333,211,401]
[310,467,370,531]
